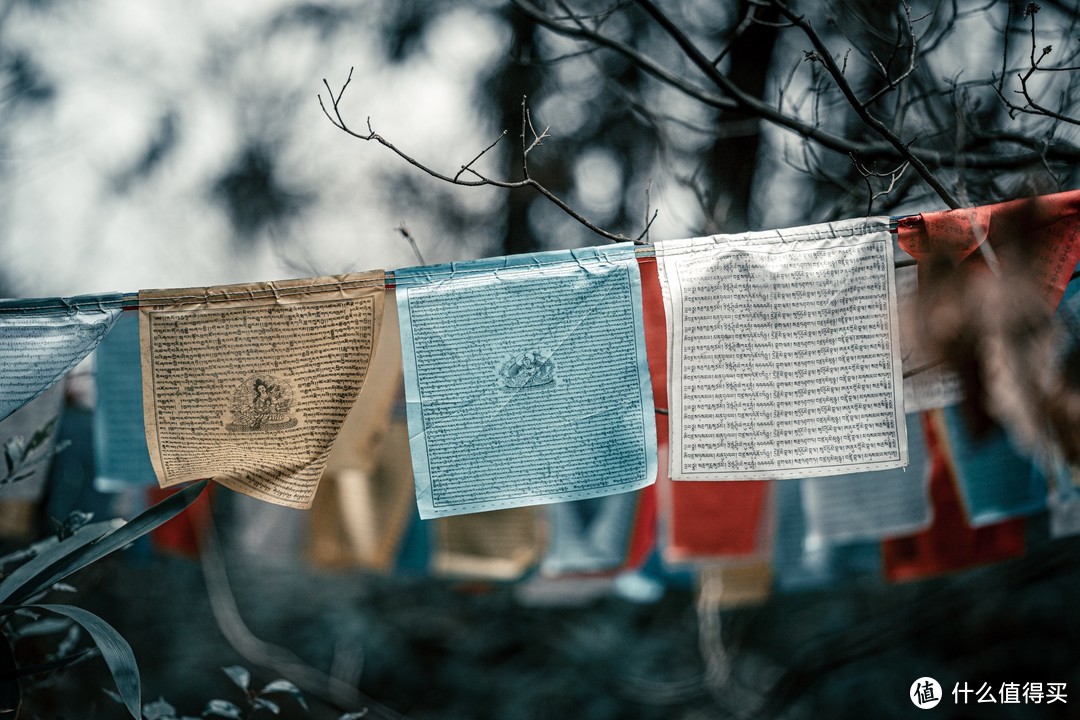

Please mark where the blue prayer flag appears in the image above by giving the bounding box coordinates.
[0,293,122,422]
[93,310,157,491]
[395,244,657,518]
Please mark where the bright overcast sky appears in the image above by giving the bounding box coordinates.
[0,0,517,297]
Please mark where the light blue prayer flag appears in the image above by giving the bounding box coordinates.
[394,508,431,574]
[801,413,931,544]
[773,480,881,593]
[1047,460,1080,538]
[941,404,1046,526]
[93,310,158,491]
[1037,264,1080,535]
[395,244,657,518]
[541,493,638,576]
[0,293,123,422]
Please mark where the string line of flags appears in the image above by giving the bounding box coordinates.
[1,190,1079,600]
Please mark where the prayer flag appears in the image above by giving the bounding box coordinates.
[895,263,963,412]
[138,272,385,509]
[1048,462,1080,539]
[0,293,122,421]
[655,218,906,480]
[938,405,1046,526]
[697,562,773,609]
[94,310,157,491]
[659,429,772,564]
[395,244,657,518]
[540,493,639,576]
[308,421,415,571]
[147,484,213,558]
[882,411,1026,583]
[433,507,541,580]
[801,412,931,545]
[771,479,881,593]
[897,190,1080,308]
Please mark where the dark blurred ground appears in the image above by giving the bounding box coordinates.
[16,515,1080,720]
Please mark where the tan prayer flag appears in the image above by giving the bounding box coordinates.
[309,290,412,570]
[309,421,414,571]
[138,272,385,509]
[697,561,773,610]
[433,506,542,580]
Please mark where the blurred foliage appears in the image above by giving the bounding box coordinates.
[1,415,65,487]
[213,144,312,241]
[0,477,208,718]
[103,664,350,720]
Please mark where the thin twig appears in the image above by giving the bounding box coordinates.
[318,69,639,243]
[992,4,1080,126]
[453,131,507,183]
[513,0,1080,169]
[861,1,921,108]
[396,223,426,266]
[851,154,910,216]
[765,0,960,208]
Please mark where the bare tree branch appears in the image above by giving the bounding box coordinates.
[766,0,960,208]
[851,154,910,216]
[860,2,921,108]
[994,2,1080,125]
[318,69,647,243]
[321,2,1080,253]
[514,0,1080,171]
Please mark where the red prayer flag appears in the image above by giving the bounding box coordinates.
[882,411,1025,582]
[637,254,770,565]
[624,254,667,568]
[897,190,1080,308]
[147,483,213,558]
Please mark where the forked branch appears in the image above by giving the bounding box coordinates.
[318,68,657,244]
[993,2,1080,126]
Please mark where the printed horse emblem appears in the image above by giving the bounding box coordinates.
[499,351,556,389]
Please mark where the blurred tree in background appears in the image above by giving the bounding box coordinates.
[327,0,1080,248]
